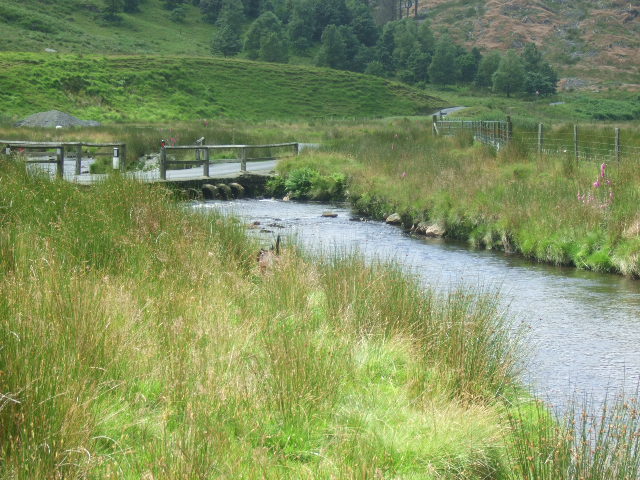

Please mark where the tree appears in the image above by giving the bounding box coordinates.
[217,0,245,29]
[199,0,224,22]
[492,50,525,96]
[170,4,187,21]
[456,50,479,83]
[520,43,558,95]
[211,23,242,56]
[123,0,141,13]
[244,11,289,61]
[374,22,396,74]
[474,50,501,88]
[102,0,124,21]
[349,1,379,46]
[316,24,347,68]
[259,32,289,62]
[163,0,185,10]
[427,34,458,85]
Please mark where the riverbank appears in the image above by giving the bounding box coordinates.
[4,158,640,478]
[272,118,640,277]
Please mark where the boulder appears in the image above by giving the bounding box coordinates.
[229,182,245,198]
[385,213,402,225]
[322,211,338,218]
[415,222,446,237]
[202,184,218,200]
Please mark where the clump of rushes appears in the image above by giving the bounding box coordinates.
[505,393,640,479]
[0,157,521,478]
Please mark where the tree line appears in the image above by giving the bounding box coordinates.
[103,0,558,96]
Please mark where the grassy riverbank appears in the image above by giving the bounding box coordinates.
[4,154,640,478]
[0,158,525,478]
[274,118,640,277]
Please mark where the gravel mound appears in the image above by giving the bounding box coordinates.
[16,110,101,128]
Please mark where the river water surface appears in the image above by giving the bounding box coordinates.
[195,199,640,408]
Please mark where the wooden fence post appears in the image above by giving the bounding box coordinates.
[75,144,82,175]
[294,143,299,155]
[240,147,247,172]
[56,147,64,178]
[160,146,167,180]
[574,125,579,161]
[506,116,513,142]
[538,123,544,155]
[615,128,621,162]
[203,148,210,177]
[120,143,126,172]
[432,115,438,135]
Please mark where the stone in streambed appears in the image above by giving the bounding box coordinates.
[385,213,402,225]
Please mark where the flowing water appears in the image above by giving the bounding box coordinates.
[194,199,640,408]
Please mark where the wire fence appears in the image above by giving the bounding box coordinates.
[432,116,640,163]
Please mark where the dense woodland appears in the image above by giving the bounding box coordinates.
[103,0,559,96]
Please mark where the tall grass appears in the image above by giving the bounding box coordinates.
[0,157,526,478]
[274,117,640,275]
[505,394,640,479]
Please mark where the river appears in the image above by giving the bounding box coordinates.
[194,199,640,408]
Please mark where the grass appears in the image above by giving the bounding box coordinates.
[0,157,524,478]
[0,0,214,56]
[0,52,443,123]
[273,117,640,276]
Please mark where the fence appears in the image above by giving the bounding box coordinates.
[160,142,299,180]
[515,124,640,163]
[2,140,126,177]
[432,115,512,149]
[432,117,640,163]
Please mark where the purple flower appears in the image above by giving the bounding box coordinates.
[601,163,607,178]
[593,179,601,188]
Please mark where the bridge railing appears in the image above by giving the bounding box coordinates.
[1,140,126,177]
[160,142,299,180]
[432,115,512,150]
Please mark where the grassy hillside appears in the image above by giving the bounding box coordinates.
[0,0,213,55]
[0,52,442,122]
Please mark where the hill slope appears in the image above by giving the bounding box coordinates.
[0,52,442,122]
[416,0,640,88]
[0,0,213,56]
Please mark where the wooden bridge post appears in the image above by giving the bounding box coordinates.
[506,116,513,142]
[573,125,579,161]
[615,128,621,162]
[4,145,11,155]
[120,143,127,171]
[294,143,299,155]
[240,147,247,172]
[432,115,438,135]
[75,144,82,175]
[538,123,544,155]
[56,147,64,178]
[203,147,210,177]
[160,146,167,180]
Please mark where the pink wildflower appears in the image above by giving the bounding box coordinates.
[600,162,607,178]
[401,171,407,178]
[593,179,601,188]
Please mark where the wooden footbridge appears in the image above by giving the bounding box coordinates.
[2,139,304,194]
